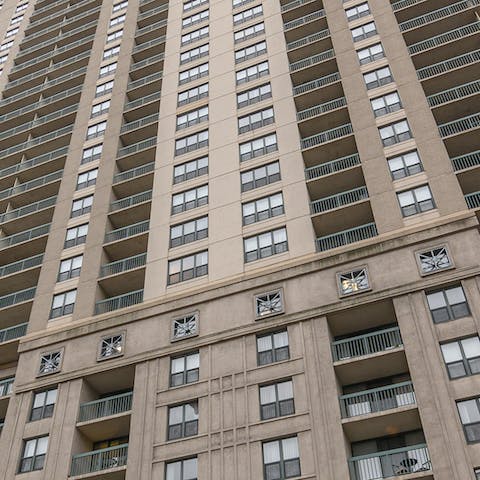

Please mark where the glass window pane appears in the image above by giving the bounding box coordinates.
[171,357,185,374]
[166,462,181,480]
[36,436,49,455]
[263,441,280,463]
[187,352,200,369]
[183,458,198,480]
[257,335,272,352]
[458,400,480,424]
[273,331,288,348]
[260,385,276,404]
[427,291,447,310]
[277,381,293,401]
[441,342,463,363]
[282,437,299,460]
[462,337,480,359]
[446,287,466,305]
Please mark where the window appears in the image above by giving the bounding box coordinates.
[99,333,124,359]
[99,62,117,77]
[170,352,199,386]
[441,337,480,379]
[179,62,209,85]
[103,45,120,59]
[233,5,262,25]
[77,169,98,190]
[241,161,280,191]
[178,83,209,106]
[397,184,434,216]
[242,192,284,225]
[172,313,199,340]
[0,40,14,51]
[107,29,123,43]
[175,130,209,155]
[476,468,480,480]
[168,401,199,440]
[237,83,272,108]
[257,330,289,365]
[5,27,19,38]
[64,223,88,248]
[30,388,57,421]
[181,26,209,46]
[426,285,470,323]
[10,14,24,24]
[0,55,7,64]
[182,9,209,28]
[371,91,401,117]
[234,22,265,43]
[346,2,370,20]
[91,100,110,118]
[233,0,254,8]
[244,227,288,262]
[239,133,277,161]
[263,437,300,480]
[95,80,114,97]
[363,66,393,89]
[173,156,208,183]
[176,106,209,130]
[166,458,197,480]
[387,150,422,180]
[379,119,412,146]
[172,185,208,214]
[110,14,125,27]
[238,106,274,133]
[235,40,267,63]
[57,254,83,281]
[236,60,269,84]
[457,398,480,443]
[19,436,49,473]
[180,43,209,64]
[50,290,76,318]
[113,0,128,12]
[168,251,208,284]
[15,3,28,12]
[255,290,284,318]
[86,121,107,140]
[38,351,62,375]
[170,216,208,247]
[357,43,384,65]
[417,246,451,274]
[337,268,369,296]
[260,380,294,420]
[184,0,208,11]
[351,21,377,42]
[71,195,94,217]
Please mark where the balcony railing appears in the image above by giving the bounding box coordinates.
[127,71,163,91]
[104,220,149,244]
[451,150,480,171]
[340,381,415,418]
[301,123,353,149]
[438,112,480,138]
[305,153,361,180]
[132,35,166,54]
[392,0,425,11]
[284,9,326,31]
[138,2,168,20]
[130,52,165,72]
[94,290,144,315]
[121,114,158,134]
[113,162,155,184]
[0,170,63,201]
[110,190,152,212]
[416,49,480,80]
[99,253,147,278]
[136,17,168,36]
[465,191,480,209]
[0,196,57,224]
[311,186,368,214]
[316,222,377,252]
[427,79,480,107]
[332,326,403,362]
[0,223,51,250]
[293,72,340,96]
[281,0,317,12]
[30,0,96,26]
[349,444,431,480]
[0,377,14,397]
[124,91,161,111]
[290,48,334,72]
[78,392,133,423]
[117,137,157,158]
[0,287,36,309]
[70,444,128,476]
[287,28,330,50]
[0,323,28,344]
[0,254,43,278]
[297,97,346,121]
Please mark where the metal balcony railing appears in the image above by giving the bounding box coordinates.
[465,191,480,209]
[0,170,63,201]
[281,0,317,13]
[297,97,346,121]
[287,28,330,50]
[301,123,353,149]
[0,254,43,278]
[316,222,377,252]
[451,150,480,171]
[284,9,326,31]
[0,377,14,397]
[0,287,36,309]
[30,0,70,19]
[0,196,57,224]
[0,223,51,250]
[311,186,368,214]
[132,35,166,54]
[104,220,149,244]
[113,162,155,184]
[332,326,403,362]
[305,153,361,180]
[392,0,425,11]
[121,114,158,134]
[124,92,161,111]
[293,72,340,96]
[340,381,415,418]
[130,52,164,72]
[290,48,334,71]
[30,0,97,28]
[70,444,128,476]
[127,71,163,91]
[349,444,431,480]
[417,49,480,81]
[99,253,147,278]
[438,112,480,137]
[78,391,133,423]
[427,79,480,107]
[95,290,144,315]
[0,323,28,344]
[117,137,157,158]
[138,2,168,20]
[110,190,152,212]
[135,17,168,36]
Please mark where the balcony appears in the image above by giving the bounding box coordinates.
[70,444,128,477]
[113,163,154,185]
[302,124,353,150]
[79,392,133,423]
[465,191,480,209]
[427,79,480,108]
[283,10,326,34]
[124,92,161,114]
[438,112,480,138]
[297,96,347,121]
[0,377,14,397]
[100,254,147,279]
[99,254,146,296]
[104,220,149,245]
[306,154,361,180]
[0,287,36,311]
[0,197,57,234]
[416,49,480,82]
[0,323,28,362]
[109,190,152,214]
[116,137,157,171]
[310,186,369,214]
[451,150,480,171]
[0,223,50,259]
[0,323,28,344]
[0,254,43,279]
[316,222,378,252]
[95,290,144,315]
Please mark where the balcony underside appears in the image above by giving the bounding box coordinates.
[0,336,23,364]
[69,466,126,480]
[307,164,364,199]
[98,267,146,297]
[77,413,131,443]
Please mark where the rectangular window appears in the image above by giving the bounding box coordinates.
[475,468,480,479]
[15,3,28,12]
[170,216,208,247]
[10,15,24,25]
[181,26,209,46]
[237,83,272,108]
[184,0,208,11]
[168,251,208,284]
[103,45,120,59]
[379,119,412,146]
[64,224,88,248]
[5,27,19,38]
[95,81,114,97]
[371,91,402,117]
[77,169,98,190]
[387,150,422,180]
[242,192,284,225]
[19,436,49,473]
[0,40,14,51]
[168,401,199,440]
[178,83,209,106]
[244,227,288,262]
[238,106,274,133]
[239,133,277,161]
[260,380,294,420]
[180,43,209,64]
[58,254,83,282]
[166,458,197,480]
[172,185,208,214]
[30,388,57,421]
[107,29,123,43]
[235,40,267,63]
[262,437,300,480]
[86,121,107,140]
[457,398,480,443]
[179,62,209,85]
[175,130,209,155]
[346,2,370,21]
[234,22,265,43]
[426,285,470,323]
[170,352,200,386]
[182,9,209,28]
[233,0,254,8]
[50,290,76,318]
[397,184,434,216]
[233,4,263,25]
[357,43,384,65]
[91,100,110,118]
[71,195,93,217]
[99,62,117,78]
[0,55,8,64]
[173,156,208,183]
[113,0,128,12]
[176,106,209,130]
[110,14,125,27]
[236,60,269,84]
[363,66,393,89]
[241,161,281,192]
[82,144,103,164]
[351,21,377,42]
[441,337,480,379]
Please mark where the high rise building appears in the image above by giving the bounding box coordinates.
[0,0,479,477]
